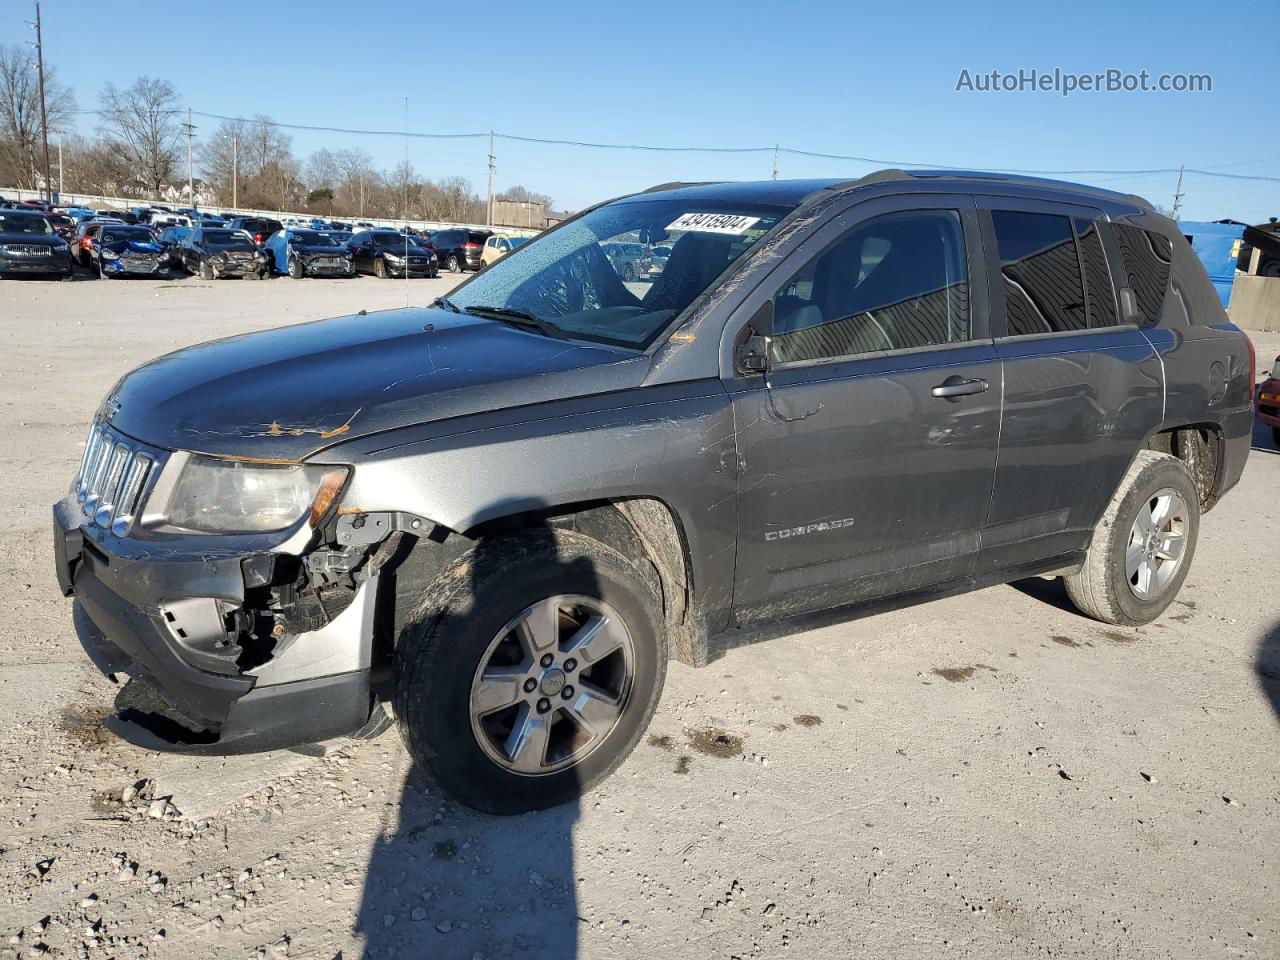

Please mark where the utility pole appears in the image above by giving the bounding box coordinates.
[771,144,779,180]
[486,130,495,227]
[231,133,238,209]
[30,3,52,204]
[183,107,196,207]
[56,135,62,195]
[1170,165,1185,221]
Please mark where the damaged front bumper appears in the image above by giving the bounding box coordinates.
[52,494,380,754]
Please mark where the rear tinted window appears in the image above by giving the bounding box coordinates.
[1074,218,1117,327]
[991,211,1086,335]
[1112,223,1172,325]
[467,232,491,244]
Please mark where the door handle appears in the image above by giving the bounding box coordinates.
[931,376,989,399]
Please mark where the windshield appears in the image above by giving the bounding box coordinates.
[509,236,528,248]
[371,232,414,247]
[0,213,53,235]
[447,200,785,348]
[291,230,338,246]
[102,227,154,244]
[204,229,250,245]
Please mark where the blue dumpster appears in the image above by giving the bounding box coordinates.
[1178,220,1245,308]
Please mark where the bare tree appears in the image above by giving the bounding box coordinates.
[97,76,182,196]
[305,147,340,191]
[0,44,76,189]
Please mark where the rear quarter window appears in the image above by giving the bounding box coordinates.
[1112,223,1172,325]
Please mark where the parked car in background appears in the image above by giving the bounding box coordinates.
[428,227,491,272]
[155,225,193,270]
[93,224,171,278]
[601,241,651,281]
[0,208,74,279]
[225,217,285,246]
[347,229,437,277]
[64,206,97,223]
[307,218,330,230]
[353,220,376,231]
[74,220,109,268]
[328,220,351,230]
[264,228,355,278]
[325,229,354,246]
[1256,355,1280,446]
[647,244,672,277]
[97,209,138,225]
[479,233,529,267]
[179,227,268,280]
[46,212,74,241]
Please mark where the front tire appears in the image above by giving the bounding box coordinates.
[199,259,214,281]
[393,529,667,814]
[1272,425,1280,449]
[289,257,304,280]
[375,258,386,279]
[1065,450,1200,626]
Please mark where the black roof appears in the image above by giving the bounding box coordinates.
[634,169,1152,215]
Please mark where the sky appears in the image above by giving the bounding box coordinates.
[4,0,1278,222]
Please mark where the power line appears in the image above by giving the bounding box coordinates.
[66,108,1280,186]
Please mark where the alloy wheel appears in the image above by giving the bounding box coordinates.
[469,595,634,776]
[1125,488,1188,600]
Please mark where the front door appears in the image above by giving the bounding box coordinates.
[727,196,1003,624]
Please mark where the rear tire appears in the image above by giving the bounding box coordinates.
[1272,425,1280,448]
[393,528,667,814]
[1064,451,1200,626]
[447,254,460,274]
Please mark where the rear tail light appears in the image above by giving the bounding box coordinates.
[254,233,264,244]
[463,242,479,249]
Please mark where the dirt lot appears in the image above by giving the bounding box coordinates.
[1,273,1277,960]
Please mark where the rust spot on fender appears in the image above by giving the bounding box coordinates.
[669,331,697,343]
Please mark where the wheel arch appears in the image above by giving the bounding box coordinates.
[387,495,703,669]
[1143,421,1224,511]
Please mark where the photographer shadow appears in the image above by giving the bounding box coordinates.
[354,530,591,960]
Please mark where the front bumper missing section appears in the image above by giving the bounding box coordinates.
[54,496,377,754]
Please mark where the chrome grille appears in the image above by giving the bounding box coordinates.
[7,244,51,256]
[76,421,155,536]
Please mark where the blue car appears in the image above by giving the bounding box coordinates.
[263,228,355,278]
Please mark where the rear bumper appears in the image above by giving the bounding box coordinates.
[53,496,375,753]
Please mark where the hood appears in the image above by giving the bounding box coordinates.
[210,242,257,254]
[103,307,645,461]
[104,237,163,254]
[295,244,347,256]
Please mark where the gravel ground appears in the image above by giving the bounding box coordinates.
[1,272,1278,960]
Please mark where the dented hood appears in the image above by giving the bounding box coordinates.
[103,307,643,461]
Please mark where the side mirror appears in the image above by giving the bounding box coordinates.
[734,299,775,376]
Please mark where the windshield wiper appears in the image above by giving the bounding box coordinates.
[431,296,461,313]
[463,305,564,339]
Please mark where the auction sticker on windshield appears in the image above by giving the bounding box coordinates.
[666,212,762,235]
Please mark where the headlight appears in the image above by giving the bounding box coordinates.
[0,244,10,255]
[164,457,348,533]
[101,248,120,260]
[383,251,403,262]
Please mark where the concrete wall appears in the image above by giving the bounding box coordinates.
[1228,275,1280,333]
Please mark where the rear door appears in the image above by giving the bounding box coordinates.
[975,198,1164,573]
[728,194,1003,623]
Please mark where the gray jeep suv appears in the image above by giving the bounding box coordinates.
[53,171,1254,813]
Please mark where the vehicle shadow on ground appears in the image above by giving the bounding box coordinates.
[353,532,586,960]
[1257,621,1280,726]
[1249,415,1279,455]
